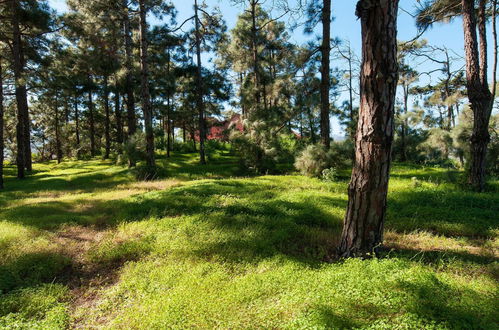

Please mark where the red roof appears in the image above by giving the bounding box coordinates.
[195,114,243,141]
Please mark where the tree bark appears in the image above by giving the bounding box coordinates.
[338,0,399,258]
[194,0,206,164]
[139,0,155,170]
[320,0,331,149]
[462,0,493,192]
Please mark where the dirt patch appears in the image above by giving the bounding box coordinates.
[53,226,121,328]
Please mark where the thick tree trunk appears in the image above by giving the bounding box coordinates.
[194,0,206,164]
[338,0,399,258]
[139,0,155,170]
[104,76,111,159]
[123,0,137,167]
[0,59,4,189]
[320,0,331,149]
[462,0,493,192]
[87,90,96,157]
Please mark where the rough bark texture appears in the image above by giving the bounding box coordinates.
[320,0,331,149]
[338,0,399,258]
[462,0,493,192]
[194,0,206,164]
[0,59,4,189]
[139,0,155,169]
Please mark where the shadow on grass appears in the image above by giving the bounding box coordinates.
[394,273,498,329]
[0,252,70,293]
[386,188,499,238]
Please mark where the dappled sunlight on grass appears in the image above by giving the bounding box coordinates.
[0,157,497,328]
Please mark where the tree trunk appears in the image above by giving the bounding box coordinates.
[123,0,137,167]
[400,84,408,162]
[104,76,111,159]
[74,92,81,159]
[250,0,261,114]
[462,0,493,192]
[139,0,155,170]
[115,90,124,146]
[166,49,171,158]
[87,90,96,157]
[338,0,399,258]
[194,0,206,164]
[0,59,4,189]
[54,94,62,164]
[11,0,27,178]
[320,0,331,149]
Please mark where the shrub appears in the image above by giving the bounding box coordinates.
[295,143,349,177]
[321,167,338,182]
[124,132,146,165]
[229,120,279,174]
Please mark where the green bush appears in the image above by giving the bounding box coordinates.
[321,167,338,182]
[124,132,146,165]
[295,143,349,178]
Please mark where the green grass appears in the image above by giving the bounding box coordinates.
[0,152,497,329]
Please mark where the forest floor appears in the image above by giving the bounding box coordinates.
[0,150,497,329]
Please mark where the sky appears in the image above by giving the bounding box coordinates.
[46,0,482,137]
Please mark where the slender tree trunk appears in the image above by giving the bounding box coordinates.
[11,0,26,178]
[166,97,171,158]
[74,92,81,159]
[194,0,206,164]
[123,0,137,167]
[0,59,4,189]
[166,50,171,158]
[320,0,331,149]
[462,0,493,192]
[400,84,408,162]
[250,0,261,115]
[104,76,111,159]
[139,0,155,170]
[115,90,124,146]
[87,90,96,157]
[54,94,62,164]
[183,123,186,143]
[339,0,399,258]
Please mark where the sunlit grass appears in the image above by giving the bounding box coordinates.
[0,154,497,328]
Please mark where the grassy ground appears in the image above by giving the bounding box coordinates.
[0,151,497,329]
